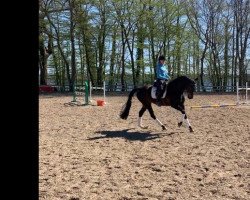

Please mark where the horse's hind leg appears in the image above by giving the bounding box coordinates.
[138,106,148,129]
[147,105,167,131]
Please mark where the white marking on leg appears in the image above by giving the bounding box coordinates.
[180,114,185,123]
[156,118,166,130]
[138,117,148,129]
[138,117,142,127]
[156,118,164,126]
[186,118,191,127]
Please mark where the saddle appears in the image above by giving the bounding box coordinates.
[151,80,167,99]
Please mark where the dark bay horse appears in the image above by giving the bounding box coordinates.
[120,76,196,132]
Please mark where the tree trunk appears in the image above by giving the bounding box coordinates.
[231,14,236,91]
[78,37,85,86]
[97,8,106,86]
[223,21,229,92]
[136,25,144,86]
[39,33,52,85]
[200,43,207,92]
[109,27,117,91]
[51,45,60,85]
[82,30,96,86]
[121,29,126,91]
[176,15,181,76]
[123,26,136,87]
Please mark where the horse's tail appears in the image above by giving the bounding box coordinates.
[120,88,138,120]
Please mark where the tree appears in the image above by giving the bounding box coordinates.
[233,0,250,86]
[39,0,53,85]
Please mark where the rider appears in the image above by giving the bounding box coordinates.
[156,55,170,106]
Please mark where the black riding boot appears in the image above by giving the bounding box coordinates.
[156,90,162,106]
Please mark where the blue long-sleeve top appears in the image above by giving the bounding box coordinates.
[156,62,170,80]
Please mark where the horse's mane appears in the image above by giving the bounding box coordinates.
[168,76,194,85]
[167,76,194,94]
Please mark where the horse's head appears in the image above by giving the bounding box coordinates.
[185,77,198,99]
[167,76,196,99]
[185,81,195,99]
[176,76,195,99]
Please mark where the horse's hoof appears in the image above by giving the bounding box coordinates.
[189,127,194,132]
[178,122,183,127]
[139,125,148,129]
[162,125,167,130]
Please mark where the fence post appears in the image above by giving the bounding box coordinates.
[246,82,248,103]
[85,81,89,105]
[103,81,106,103]
[72,84,77,102]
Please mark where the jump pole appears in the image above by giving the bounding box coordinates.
[191,82,249,108]
[190,104,237,109]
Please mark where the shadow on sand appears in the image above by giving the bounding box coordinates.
[87,129,177,141]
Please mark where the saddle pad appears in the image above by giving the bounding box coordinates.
[151,86,167,99]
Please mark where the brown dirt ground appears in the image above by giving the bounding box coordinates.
[39,93,250,200]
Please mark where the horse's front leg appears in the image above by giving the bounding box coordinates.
[179,111,193,132]
[138,106,148,129]
[147,105,167,130]
[178,111,186,127]
[175,105,194,132]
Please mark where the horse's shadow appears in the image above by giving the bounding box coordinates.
[87,129,176,141]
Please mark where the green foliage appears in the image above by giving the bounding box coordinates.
[40,0,250,88]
